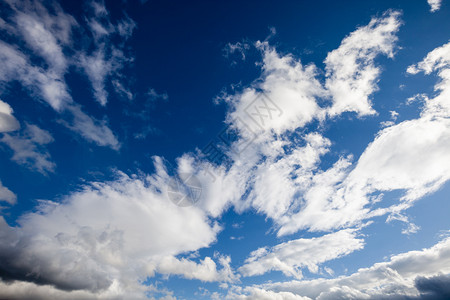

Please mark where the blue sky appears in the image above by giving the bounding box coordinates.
[1,0,450,299]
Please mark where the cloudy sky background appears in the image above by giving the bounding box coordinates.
[0,0,450,299]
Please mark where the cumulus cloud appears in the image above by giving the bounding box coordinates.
[1,124,55,174]
[226,41,325,136]
[238,229,364,279]
[0,158,228,298]
[231,237,450,299]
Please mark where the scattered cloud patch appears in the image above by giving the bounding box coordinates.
[1,124,55,174]
[427,0,443,12]
[0,99,20,133]
[223,41,251,65]
[325,10,402,117]
[0,181,16,205]
[239,229,364,279]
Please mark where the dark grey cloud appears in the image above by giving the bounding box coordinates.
[415,274,450,300]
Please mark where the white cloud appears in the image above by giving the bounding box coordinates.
[0,99,20,133]
[238,229,364,279]
[234,287,311,300]
[0,0,125,149]
[247,133,331,220]
[173,130,334,224]
[1,124,55,174]
[380,111,399,128]
[232,237,450,299]
[271,155,354,235]
[0,159,223,298]
[14,10,70,74]
[0,0,77,111]
[0,181,16,205]
[339,40,450,214]
[325,10,401,117]
[79,49,111,106]
[277,112,450,237]
[64,104,120,150]
[224,39,450,298]
[226,41,325,136]
[173,11,405,238]
[427,0,443,12]
[0,40,71,111]
[407,41,450,118]
[348,117,450,202]
[191,12,402,233]
[277,40,450,235]
[153,254,237,283]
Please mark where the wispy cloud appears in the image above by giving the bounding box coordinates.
[63,104,120,150]
[0,0,133,149]
[1,123,55,174]
[0,99,19,205]
[223,41,251,65]
[0,181,16,205]
[239,229,364,279]
[78,0,136,106]
[325,10,402,117]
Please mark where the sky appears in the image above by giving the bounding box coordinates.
[0,0,450,299]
